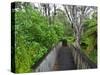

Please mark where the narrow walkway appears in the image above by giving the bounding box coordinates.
[54,46,76,70]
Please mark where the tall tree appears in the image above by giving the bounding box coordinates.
[63,5,97,49]
[53,4,56,24]
[47,4,51,25]
[40,3,51,25]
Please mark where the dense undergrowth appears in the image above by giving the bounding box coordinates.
[81,17,97,63]
[14,5,64,73]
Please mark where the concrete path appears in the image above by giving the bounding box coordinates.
[54,46,76,70]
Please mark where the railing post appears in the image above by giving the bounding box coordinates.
[71,45,97,69]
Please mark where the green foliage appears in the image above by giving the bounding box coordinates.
[14,4,64,73]
[81,18,97,63]
[15,41,47,73]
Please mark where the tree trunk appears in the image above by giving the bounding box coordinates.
[75,29,81,49]
[53,4,56,25]
[47,4,51,25]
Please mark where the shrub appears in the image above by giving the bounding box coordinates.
[14,4,64,73]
